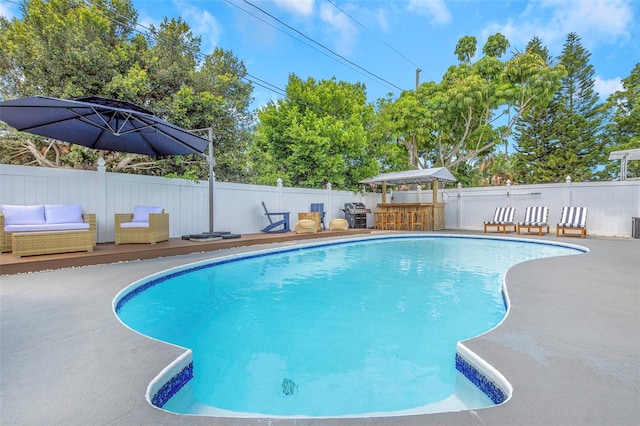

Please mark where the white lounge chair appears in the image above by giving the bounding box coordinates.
[556,207,587,238]
[484,207,516,233]
[517,206,550,236]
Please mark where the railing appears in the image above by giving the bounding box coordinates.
[1,164,638,240]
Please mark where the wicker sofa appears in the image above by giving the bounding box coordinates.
[0,204,96,256]
[115,206,169,245]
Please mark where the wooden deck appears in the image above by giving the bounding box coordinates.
[0,229,372,275]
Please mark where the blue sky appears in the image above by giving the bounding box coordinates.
[1,0,638,109]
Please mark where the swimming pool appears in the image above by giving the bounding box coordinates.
[114,235,586,418]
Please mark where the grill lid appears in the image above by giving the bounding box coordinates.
[343,202,371,213]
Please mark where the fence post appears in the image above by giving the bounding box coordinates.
[327,182,333,221]
[565,175,572,206]
[506,179,512,207]
[277,178,283,210]
[96,157,107,243]
[457,182,462,230]
[210,170,216,232]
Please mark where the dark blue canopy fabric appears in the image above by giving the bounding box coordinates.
[0,96,208,157]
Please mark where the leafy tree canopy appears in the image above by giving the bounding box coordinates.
[252,75,380,190]
[374,33,565,186]
[0,0,253,182]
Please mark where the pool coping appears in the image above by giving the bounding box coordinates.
[116,234,583,417]
[1,231,638,425]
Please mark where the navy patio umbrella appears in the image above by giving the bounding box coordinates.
[0,95,208,156]
[0,95,221,233]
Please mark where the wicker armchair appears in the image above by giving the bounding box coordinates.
[115,207,169,245]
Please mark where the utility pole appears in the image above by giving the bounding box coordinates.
[412,68,422,168]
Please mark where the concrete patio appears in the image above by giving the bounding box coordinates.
[0,231,638,425]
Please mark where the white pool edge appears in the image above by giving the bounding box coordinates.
[113,234,585,419]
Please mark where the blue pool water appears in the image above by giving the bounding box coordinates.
[115,236,584,417]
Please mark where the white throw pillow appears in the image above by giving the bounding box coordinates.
[132,206,163,223]
[45,204,83,224]
[1,204,46,226]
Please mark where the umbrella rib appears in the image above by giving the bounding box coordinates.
[70,108,118,134]
[134,115,204,155]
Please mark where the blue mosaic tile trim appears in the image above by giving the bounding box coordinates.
[116,235,583,313]
[455,353,507,404]
[501,288,509,310]
[115,239,364,312]
[151,362,194,408]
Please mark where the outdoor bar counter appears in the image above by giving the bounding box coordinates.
[374,202,445,231]
[361,167,456,232]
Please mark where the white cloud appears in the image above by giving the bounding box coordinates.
[374,7,391,33]
[0,1,16,19]
[319,2,358,56]
[483,0,634,49]
[594,75,623,99]
[273,0,315,17]
[175,1,222,52]
[406,0,452,25]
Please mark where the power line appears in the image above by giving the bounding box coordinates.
[80,0,290,100]
[8,0,381,115]
[241,0,404,92]
[81,0,369,116]
[245,73,286,97]
[223,0,394,92]
[326,0,422,70]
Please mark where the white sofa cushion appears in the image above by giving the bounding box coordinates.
[120,222,150,228]
[132,206,163,223]
[1,204,46,226]
[45,204,83,224]
[5,223,90,232]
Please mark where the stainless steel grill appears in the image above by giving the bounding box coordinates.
[341,202,371,229]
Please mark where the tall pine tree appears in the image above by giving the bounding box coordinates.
[551,32,607,182]
[513,37,560,183]
[514,33,607,182]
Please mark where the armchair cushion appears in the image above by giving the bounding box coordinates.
[1,204,46,226]
[44,204,83,224]
[132,206,163,223]
[120,222,150,228]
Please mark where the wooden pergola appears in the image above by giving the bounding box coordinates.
[609,148,640,181]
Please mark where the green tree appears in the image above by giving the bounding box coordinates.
[603,63,640,179]
[0,0,139,170]
[513,37,562,183]
[549,32,607,182]
[0,0,254,183]
[252,75,378,189]
[0,0,137,99]
[375,34,565,185]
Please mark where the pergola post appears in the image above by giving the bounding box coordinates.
[432,178,438,204]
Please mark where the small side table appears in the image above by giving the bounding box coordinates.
[298,212,322,232]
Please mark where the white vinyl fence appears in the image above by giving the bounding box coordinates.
[1,163,638,242]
